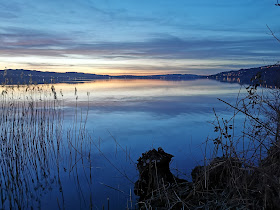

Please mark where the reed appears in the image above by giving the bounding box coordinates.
[0,83,96,209]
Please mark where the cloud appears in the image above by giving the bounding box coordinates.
[0,27,279,74]
[1,32,279,61]
[0,27,72,49]
[59,36,280,61]
[0,1,21,11]
[0,1,22,20]
[1,28,278,61]
[0,12,18,19]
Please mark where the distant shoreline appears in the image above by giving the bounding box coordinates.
[0,64,280,87]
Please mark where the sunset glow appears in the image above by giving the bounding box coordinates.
[1,0,279,75]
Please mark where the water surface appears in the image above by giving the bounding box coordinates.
[1,79,247,209]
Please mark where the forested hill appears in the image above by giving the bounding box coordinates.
[1,65,280,87]
[0,69,202,84]
[0,69,110,84]
[208,64,280,88]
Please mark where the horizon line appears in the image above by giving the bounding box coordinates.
[1,63,279,77]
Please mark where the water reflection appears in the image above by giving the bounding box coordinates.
[0,79,246,209]
[55,79,242,103]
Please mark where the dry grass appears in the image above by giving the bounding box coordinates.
[136,84,280,209]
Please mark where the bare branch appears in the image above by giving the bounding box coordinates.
[267,24,280,43]
[217,98,276,136]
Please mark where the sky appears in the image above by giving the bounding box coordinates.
[0,0,279,75]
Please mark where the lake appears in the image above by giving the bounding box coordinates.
[0,79,248,209]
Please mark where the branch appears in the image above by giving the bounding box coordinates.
[267,24,280,43]
[217,98,276,136]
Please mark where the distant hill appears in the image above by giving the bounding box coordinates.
[0,69,203,85]
[113,74,202,80]
[0,69,111,84]
[1,65,280,87]
[208,64,280,88]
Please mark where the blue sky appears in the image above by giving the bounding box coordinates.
[0,0,279,75]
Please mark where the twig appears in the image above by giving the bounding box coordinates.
[217,98,276,136]
[266,24,280,43]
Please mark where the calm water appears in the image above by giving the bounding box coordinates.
[1,79,248,209]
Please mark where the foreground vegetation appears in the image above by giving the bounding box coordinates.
[0,84,95,209]
[134,80,280,209]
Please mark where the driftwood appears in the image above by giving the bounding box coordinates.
[134,148,189,209]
